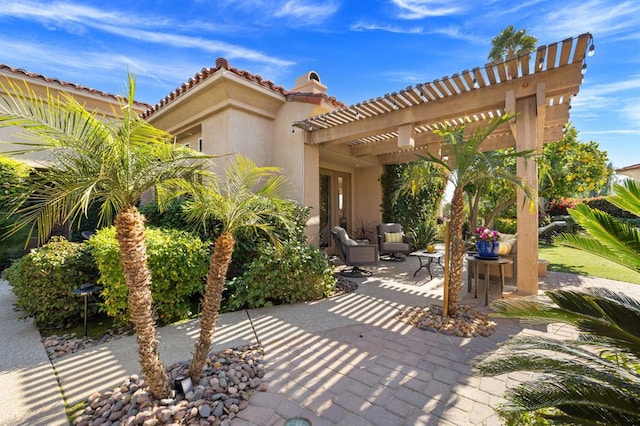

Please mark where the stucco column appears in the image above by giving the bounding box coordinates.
[515,95,539,295]
[304,144,321,247]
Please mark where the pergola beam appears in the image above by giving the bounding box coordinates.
[306,62,582,146]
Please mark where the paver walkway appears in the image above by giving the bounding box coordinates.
[0,279,67,426]
[1,258,639,425]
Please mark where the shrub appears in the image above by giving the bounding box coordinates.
[548,196,638,219]
[89,226,210,325]
[138,198,311,280]
[0,156,33,270]
[494,218,517,234]
[224,241,336,311]
[381,161,447,232]
[139,199,200,233]
[3,237,99,328]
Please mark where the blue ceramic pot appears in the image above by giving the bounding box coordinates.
[476,240,499,257]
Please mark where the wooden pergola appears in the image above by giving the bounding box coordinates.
[295,33,593,295]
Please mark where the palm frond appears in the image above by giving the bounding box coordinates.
[478,288,640,425]
[609,179,640,217]
[0,74,214,245]
[556,204,640,272]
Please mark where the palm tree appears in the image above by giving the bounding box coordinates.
[0,76,209,398]
[475,179,640,424]
[488,25,537,63]
[398,114,534,315]
[181,154,294,382]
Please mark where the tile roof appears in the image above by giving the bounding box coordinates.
[615,163,640,172]
[141,58,344,119]
[0,64,151,109]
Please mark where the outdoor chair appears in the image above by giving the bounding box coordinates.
[331,226,379,277]
[377,223,412,262]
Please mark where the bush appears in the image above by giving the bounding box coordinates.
[380,161,447,232]
[138,198,311,280]
[3,237,99,328]
[89,226,210,325]
[548,196,638,219]
[0,156,33,270]
[139,199,200,233]
[224,241,336,311]
[494,218,517,234]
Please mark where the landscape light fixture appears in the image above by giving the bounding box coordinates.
[72,283,102,337]
[174,374,193,394]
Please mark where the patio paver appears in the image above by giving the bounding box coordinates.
[2,260,639,425]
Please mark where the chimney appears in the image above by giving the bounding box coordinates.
[215,58,230,69]
[290,71,327,94]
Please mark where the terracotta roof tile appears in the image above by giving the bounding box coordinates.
[142,58,344,119]
[0,64,151,109]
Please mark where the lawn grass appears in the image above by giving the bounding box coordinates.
[539,243,640,284]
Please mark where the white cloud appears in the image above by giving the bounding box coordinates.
[427,25,484,43]
[572,75,640,127]
[274,0,340,24]
[0,1,293,68]
[533,0,640,41]
[350,21,424,34]
[391,0,463,19]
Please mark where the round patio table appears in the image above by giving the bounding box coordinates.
[466,256,513,306]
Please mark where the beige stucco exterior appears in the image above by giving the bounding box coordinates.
[142,64,376,245]
[0,61,386,246]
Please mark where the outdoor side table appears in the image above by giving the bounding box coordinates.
[409,250,444,279]
[72,284,102,337]
[466,256,513,306]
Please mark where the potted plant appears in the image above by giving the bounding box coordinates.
[474,227,500,258]
[408,221,438,252]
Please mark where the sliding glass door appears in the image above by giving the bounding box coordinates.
[319,168,351,248]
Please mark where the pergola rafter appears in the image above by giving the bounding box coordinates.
[295,33,593,296]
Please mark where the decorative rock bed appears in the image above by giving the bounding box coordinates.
[72,345,266,426]
[43,326,134,359]
[333,277,358,295]
[395,304,497,337]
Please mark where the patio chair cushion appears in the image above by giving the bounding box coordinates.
[335,226,359,246]
[498,233,517,255]
[384,232,404,243]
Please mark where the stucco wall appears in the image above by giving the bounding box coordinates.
[353,165,383,234]
[304,144,320,246]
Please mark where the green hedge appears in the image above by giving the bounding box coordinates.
[0,156,33,270]
[224,241,336,311]
[89,226,210,325]
[548,196,638,219]
[4,237,99,328]
[380,161,447,233]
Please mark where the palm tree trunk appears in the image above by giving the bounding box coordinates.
[447,186,465,315]
[190,231,235,382]
[115,207,170,398]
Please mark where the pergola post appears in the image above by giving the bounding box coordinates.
[515,95,540,295]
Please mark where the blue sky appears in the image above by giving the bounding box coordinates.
[0,0,638,169]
